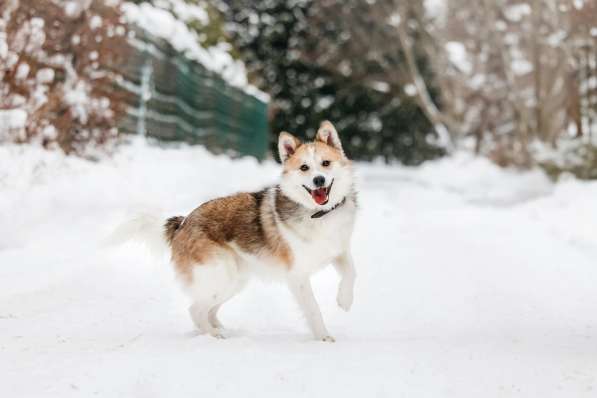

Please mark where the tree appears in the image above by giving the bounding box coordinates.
[0,0,130,155]
[433,0,597,167]
[223,0,444,164]
[309,0,597,171]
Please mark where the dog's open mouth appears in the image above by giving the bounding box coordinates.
[303,180,333,205]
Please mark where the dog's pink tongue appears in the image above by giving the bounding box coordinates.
[311,188,328,205]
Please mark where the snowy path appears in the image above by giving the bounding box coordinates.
[1,141,597,397]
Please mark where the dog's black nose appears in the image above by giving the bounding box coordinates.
[313,175,325,187]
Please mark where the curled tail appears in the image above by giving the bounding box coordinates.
[165,216,184,244]
[106,212,181,260]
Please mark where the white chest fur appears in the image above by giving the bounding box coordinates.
[279,201,356,275]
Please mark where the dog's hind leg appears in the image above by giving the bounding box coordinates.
[208,273,248,329]
[208,304,224,329]
[187,253,244,339]
[189,302,223,338]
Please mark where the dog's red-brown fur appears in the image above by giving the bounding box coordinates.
[166,190,294,282]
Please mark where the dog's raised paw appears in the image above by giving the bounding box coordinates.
[337,288,353,312]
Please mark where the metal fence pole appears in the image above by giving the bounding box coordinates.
[136,61,153,136]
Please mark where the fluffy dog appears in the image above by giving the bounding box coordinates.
[121,121,357,342]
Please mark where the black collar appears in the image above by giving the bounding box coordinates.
[311,197,347,219]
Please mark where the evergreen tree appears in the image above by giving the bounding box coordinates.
[223,0,444,164]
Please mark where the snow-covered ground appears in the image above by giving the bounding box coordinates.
[1,139,597,397]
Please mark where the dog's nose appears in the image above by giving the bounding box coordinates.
[313,175,326,187]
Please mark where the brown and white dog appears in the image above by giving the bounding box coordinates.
[119,121,357,342]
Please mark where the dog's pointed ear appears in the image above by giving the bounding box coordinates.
[278,131,302,162]
[316,120,345,156]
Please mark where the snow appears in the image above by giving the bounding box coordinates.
[424,0,447,19]
[504,3,531,22]
[89,15,102,30]
[512,58,533,76]
[63,0,92,18]
[30,17,44,29]
[370,80,390,93]
[122,2,268,102]
[63,1,79,17]
[404,83,417,96]
[36,67,54,83]
[0,108,27,131]
[166,0,209,25]
[387,13,401,28]
[15,63,30,80]
[2,140,597,397]
[446,41,472,74]
[315,95,334,111]
[64,80,92,124]
[0,37,7,59]
[547,30,567,47]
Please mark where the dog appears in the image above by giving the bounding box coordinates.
[118,121,357,342]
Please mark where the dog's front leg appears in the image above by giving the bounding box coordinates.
[288,276,334,342]
[333,251,356,312]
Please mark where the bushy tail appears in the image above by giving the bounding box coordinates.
[106,213,181,260]
[164,216,184,244]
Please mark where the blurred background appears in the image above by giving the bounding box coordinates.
[2,1,597,397]
[1,0,596,175]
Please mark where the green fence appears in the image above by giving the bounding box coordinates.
[117,27,269,160]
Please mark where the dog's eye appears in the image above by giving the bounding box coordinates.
[322,160,331,167]
[300,164,309,172]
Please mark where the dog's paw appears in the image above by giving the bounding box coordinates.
[337,286,353,312]
[209,329,226,339]
[321,335,336,343]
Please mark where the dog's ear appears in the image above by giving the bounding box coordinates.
[278,131,302,162]
[316,120,344,156]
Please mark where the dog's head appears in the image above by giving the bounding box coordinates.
[278,121,353,210]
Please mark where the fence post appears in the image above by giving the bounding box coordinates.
[137,60,153,136]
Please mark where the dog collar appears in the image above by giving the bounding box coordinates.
[311,197,347,219]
